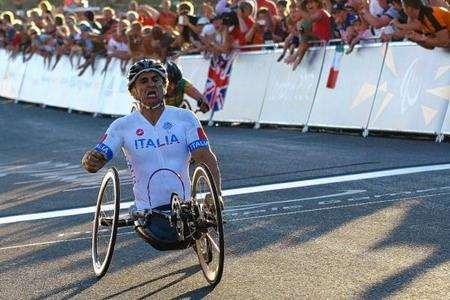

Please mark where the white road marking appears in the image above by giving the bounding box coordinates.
[0,231,135,251]
[242,209,268,215]
[282,205,303,210]
[231,191,450,222]
[348,196,370,202]
[224,190,365,212]
[2,191,449,252]
[2,163,450,225]
[416,188,437,193]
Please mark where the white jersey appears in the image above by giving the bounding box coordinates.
[95,106,209,210]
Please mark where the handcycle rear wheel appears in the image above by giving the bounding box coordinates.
[92,167,120,278]
[191,164,224,286]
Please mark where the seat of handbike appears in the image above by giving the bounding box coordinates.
[133,204,194,251]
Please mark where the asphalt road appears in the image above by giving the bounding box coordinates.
[1,99,450,299]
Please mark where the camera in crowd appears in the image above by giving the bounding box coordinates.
[218,1,253,27]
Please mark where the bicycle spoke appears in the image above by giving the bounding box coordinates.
[205,233,220,253]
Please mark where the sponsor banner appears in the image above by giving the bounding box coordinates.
[212,51,271,123]
[98,58,133,115]
[308,44,385,129]
[258,48,324,125]
[0,54,27,99]
[369,44,450,134]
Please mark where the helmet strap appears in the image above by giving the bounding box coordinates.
[136,100,164,111]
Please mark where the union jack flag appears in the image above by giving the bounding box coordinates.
[203,54,236,111]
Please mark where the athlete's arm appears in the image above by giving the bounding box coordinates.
[185,112,222,204]
[191,147,223,197]
[185,84,210,112]
[82,119,123,173]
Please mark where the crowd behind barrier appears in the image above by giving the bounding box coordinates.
[1,0,449,78]
[0,41,449,140]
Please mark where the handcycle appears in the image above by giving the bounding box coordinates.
[91,164,224,286]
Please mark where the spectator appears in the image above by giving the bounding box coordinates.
[202,2,216,19]
[27,9,45,29]
[401,0,450,48]
[98,7,118,37]
[83,10,102,33]
[257,0,279,17]
[158,0,177,31]
[141,26,156,58]
[358,0,402,36]
[231,1,256,46]
[39,0,54,19]
[246,7,275,47]
[287,0,332,70]
[127,10,139,23]
[203,14,232,58]
[273,0,290,42]
[127,21,143,61]
[103,19,130,74]
[137,4,160,27]
[345,17,375,53]
[332,3,359,42]
[172,2,200,49]
[150,25,176,61]
[77,22,105,76]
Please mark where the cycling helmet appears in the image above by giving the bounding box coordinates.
[165,61,183,84]
[127,58,168,91]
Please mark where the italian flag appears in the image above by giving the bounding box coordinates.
[326,44,344,89]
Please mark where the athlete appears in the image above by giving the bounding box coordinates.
[81,58,222,239]
[164,61,210,113]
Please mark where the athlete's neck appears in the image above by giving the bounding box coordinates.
[139,103,165,125]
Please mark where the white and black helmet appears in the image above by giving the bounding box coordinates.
[127,58,168,91]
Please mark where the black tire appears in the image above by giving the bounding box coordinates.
[192,164,224,286]
[92,167,120,278]
[180,99,192,111]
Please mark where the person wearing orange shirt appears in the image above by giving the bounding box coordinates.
[401,0,450,48]
[158,0,177,31]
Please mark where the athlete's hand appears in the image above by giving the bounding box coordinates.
[82,149,107,173]
[197,100,210,113]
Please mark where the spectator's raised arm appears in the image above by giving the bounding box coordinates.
[138,4,160,23]
[215,0,230,15]
[359,6,396,29]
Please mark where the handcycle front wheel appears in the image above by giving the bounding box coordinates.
[92,167,121,278]
[191,164,224,286]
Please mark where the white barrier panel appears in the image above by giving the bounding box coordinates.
[0,50,10,97]
[98,58,133,115]
[177,55,210,121]
[308,43,386,129]
[0,54,27,100]
[19,55,74,107]
[368,43,450,134]
[211,51,273,123]
[65,59,106,113]
[258,47,324,125]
